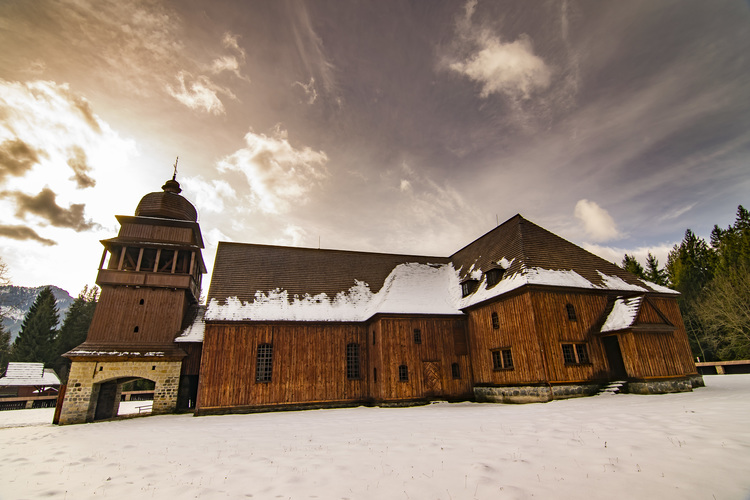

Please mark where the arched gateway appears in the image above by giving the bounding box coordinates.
[57,174,205,425]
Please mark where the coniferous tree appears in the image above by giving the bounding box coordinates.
[0,321,10,374]
[10,286,59,367]
[645,252,668,286]
[621,254,646,279]
[54,285,98,382]
[666,229,716,361]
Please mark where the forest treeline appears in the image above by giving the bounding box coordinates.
[623,205,750,361]
[0,261,98,383]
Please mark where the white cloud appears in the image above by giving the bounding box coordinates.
[166,71,230,115]
[274,224,307,247]
[447,1,551,100]
[574,199,623,242]
[217,126,328,214]
[400,179,412,192]
[181,176,236,214]
[450,35,551,100]
[292,77,318,105]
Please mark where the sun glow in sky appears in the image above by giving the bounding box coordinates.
[0,0,748,295]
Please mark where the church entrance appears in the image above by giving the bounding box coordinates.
[422,361,443,398]
[602,336,628,380]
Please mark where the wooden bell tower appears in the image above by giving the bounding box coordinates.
[57,172,206,425]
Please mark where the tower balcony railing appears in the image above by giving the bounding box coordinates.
[96,269,200,300]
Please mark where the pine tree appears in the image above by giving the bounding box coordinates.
[621,254,645,279]
[0,321,10,374]
[645,252,668,286]
[10,286,59,367]
[54,285,98,382]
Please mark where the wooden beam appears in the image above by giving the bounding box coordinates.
[154,249,161,273]
[171,250,178,274]
[136,248,144,272]
[118,247,126,271]
[99,249,108,270]
[189,251,195,275]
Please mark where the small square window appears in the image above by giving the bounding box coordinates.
[492,349,513,370]
[398,364,409,382]
[491,312,499,330]
[256,344,273,382]
[346,343,360,380]
[413,329,422,344]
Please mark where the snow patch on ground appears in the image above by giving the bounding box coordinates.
[1,376,749,499]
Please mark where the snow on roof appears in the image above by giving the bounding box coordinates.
[0,362,60,387]
[206,262,463,322]
[601,296,643,333]
[205,259,666,324]
[176,306,206,342]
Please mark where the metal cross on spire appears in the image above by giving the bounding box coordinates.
[172,156,179,180]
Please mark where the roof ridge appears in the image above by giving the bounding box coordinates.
[217,240,448,261]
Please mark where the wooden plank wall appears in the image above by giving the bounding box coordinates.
[87,287,189,344]
[373,317,472,402]
[198,323,368,409]
[179,343,203,376]
[618,297,697,378]
[529,290,611,383]
[119,223,194,244]
[466,292,548,386]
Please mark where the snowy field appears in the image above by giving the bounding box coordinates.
[2,376,750,500]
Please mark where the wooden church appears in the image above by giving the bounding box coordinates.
[56,177,702,424]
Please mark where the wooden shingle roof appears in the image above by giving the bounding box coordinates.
[207,243,449,303]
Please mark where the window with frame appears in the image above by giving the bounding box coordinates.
[566,303,577,321]
[346,343,360,379]
[461,280,478,297]
[491,349,513,370]
[562,343,589,365]
[413,328,422,344]
[255,343,273,382]
[451,362,461,379]
[398,364,409,382]
[491,312,500,330]
[485,268,505,287]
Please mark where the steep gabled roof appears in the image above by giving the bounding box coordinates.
[452,215,666,292]
[204,215,677,323]
[208,242,449,303]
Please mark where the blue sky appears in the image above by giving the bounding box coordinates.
[0,0,748,294]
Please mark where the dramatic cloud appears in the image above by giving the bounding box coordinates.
[6,188,97,231]
[66,146,96,188]
[288,2,338,96]
[218,127,328,214]
[0,225,56,246]
[583,242,674,270]
[448,1,551,100]
[574,199,622,243]
[0,139,42,182]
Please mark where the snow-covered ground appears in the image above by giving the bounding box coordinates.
[1,375,749,500]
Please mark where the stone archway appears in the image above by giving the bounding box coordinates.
[58,359,182,425]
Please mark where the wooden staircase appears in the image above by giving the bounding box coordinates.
[598,381,627,395]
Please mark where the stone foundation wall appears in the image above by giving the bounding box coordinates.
[474,383,601,404]
[626,376,694,395]
[57,360,182,425]
[689,374,705,388]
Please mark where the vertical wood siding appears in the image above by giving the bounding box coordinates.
[87,287,189,344]
[198,323,368,409]
[119,223,194,244]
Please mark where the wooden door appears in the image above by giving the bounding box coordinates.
[422,361,442,398]
[602,336,628,380]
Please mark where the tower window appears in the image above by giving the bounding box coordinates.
[133,326,139,333]
[139,299,145,305]
[346,343,360,380]
[373,367,378,383]
[566,304,577,321]
[413,329,422,344]
[491,312,499,330]
[256,344,273,382]
[398,365,409,382]
[451,362,461,379]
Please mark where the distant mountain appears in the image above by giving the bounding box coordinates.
[0,285,75,342]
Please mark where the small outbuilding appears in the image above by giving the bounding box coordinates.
[0,362,61,398]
